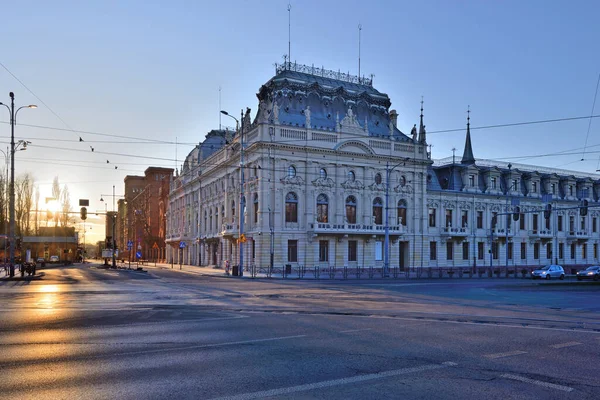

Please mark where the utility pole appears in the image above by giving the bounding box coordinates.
[239,108,245,277]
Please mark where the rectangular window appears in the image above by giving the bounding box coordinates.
[492,242,498,259]
[319,240,328,262]
[595,243,598,259]
[545,216,550,230]
[557,243,563,259]
[477,211,483,229]
[532,181,537,193]
[375,241,383,261]
[491,177,497,189]
[520,214,525,230]
[252,240,256,259]
[287,240,298,262]
[570,243,576,259]
[532,214,538,232]
[582,243,587,260]
[461,210,468,228]
[569,185,573,196]
[462,242,469,260]
[469,175,475,186]
[428,209,436,228]
[558,215,563,232]
[551,183,556,194]
[348,241,357,262]
[478,242,484,260]
[445,209,453,228]
[594,217,597,233]
[430,241,437,261]
[511,179,518,191]
[569,216,575,233]
[446,242,453,260]
[546,243,552,260]
[508,242,513,260]
[492,212,498,229]
[581,217,585,231]
[520,242,526,260]
[533,243,539,260]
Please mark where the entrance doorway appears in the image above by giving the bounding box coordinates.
[399,241,409,271]
[212,243,218,265]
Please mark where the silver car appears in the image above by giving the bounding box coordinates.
[531,265,565,280]
[576,266,600,281]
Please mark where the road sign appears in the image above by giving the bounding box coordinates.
[179,241,186,249]
[153,242,159,249]
[127,240,133,250]
[136,251,142,259]
[239,234,246,243]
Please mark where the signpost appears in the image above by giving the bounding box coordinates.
[179,241,186,270]
[127,240,133,268]
[153,242,159,266]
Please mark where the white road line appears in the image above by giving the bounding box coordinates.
[484,350,527,359]
[209,362,457,400]
[501,374,574,392]
[338,328,372,333]
[550,341,582,349]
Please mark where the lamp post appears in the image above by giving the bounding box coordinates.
[384,159,408,277]
[221,109,245,277]
[0,147,8,266]
[0,93,36,277]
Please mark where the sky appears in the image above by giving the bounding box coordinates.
[1,0,599,244]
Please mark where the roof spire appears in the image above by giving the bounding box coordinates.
[418,96,427,144]
[461,105,475,165]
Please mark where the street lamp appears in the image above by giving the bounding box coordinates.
[384,158,409,277]
[221,109,245,277]
[0,147,8,266]
[0,92,36,277]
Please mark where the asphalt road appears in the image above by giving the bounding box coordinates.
[1,264,599,399]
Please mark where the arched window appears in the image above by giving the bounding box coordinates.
[288,165,296,178]
[346,196,357,224]
[398,200,407,226]
[316,194,328,223]
[373,197,383,225]
[285,192,298,222]
[399,175,406,186]
[253,193,259,224]
[319,168,327,179]
[348,170,356,182]
[375,173,382,185]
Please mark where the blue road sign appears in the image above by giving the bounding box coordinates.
[136,251,142,259]
[179,241,186,249]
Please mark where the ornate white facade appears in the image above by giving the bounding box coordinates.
[166,62,600,272]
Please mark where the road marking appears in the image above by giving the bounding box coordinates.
[550,341,582,349]
[500,374,574,392]
[338,328,372,333]
[484,350,527,359]
[209,362,457,400]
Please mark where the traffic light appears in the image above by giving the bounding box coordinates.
[80,207,87,220]
[580,200,588,216]
[543,204,552,220]
[513,206,520,221]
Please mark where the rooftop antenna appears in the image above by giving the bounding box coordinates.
[219,86,222,130]
[358,23,362,81]
[287,3,292,64]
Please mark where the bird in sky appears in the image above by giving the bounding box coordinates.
[106,160,109,163]
[79,137,84,142]
[90,146,94,152]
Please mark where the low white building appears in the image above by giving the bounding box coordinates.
[166,62,600,272]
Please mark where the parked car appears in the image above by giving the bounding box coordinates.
[531,265,565,280]
[50,255,60,263]
[577,266,600,281]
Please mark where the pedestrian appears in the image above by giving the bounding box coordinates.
[225,259,230,276]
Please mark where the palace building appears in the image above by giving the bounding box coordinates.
[165,62,600,272]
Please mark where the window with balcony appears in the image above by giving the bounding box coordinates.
[430,241,437,260]
[373,197,383,225]
[558,215,563,231]
[461,210,468,228]
[397,200,407,226]
[345,196,357,224]
[532,214,538,232]
[316,194,329,223]
[520,213,525,230]
[545,215,550,230]
[581,217,585,230]
[569,216,575,233]
[477,211,483,229]
[285,192,298,223]
[429,208,436,228]
[445,209,453,228]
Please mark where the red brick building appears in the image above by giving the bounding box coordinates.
[119,167,173,261]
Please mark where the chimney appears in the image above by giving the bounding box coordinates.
[389,109,398,128]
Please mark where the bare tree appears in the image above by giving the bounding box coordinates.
[15,173,34,236]
[51,176,61,226]
[34,185,40,234]
[60,185,73,227]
